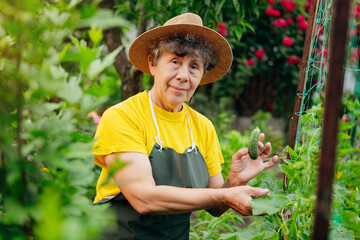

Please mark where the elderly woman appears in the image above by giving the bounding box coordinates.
[92,13,278,239]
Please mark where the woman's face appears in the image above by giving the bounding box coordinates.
[148,52,204,112]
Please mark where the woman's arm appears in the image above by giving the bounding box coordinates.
[105,152,268,216]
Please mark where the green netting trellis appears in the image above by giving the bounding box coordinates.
[295,0,360,146]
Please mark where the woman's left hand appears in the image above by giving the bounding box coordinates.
[226,133,278,187]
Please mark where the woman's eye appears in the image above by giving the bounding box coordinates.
[191,65,199,70]
[172,60,180,64]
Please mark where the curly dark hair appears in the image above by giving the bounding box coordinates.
[148,33,218,73]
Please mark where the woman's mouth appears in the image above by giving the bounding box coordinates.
[170,85,187,92]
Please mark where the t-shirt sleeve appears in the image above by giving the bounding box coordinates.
[204,120,224,177]
[92,105,147,168]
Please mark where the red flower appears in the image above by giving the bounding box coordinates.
[88,111,102,125]
[298,21,308,30]
[286,18,294,24]
[285,4,294,12]
[342,115,349,123]
[246,59,255,66]
[357,6,360,12]
[305,2,311,11]
[265,8,281,17]
[355,11,360,18]
[357,24,360,31]
[268,103,274,111]
[296,15,305,22]
[287,55,300,65]
[283,37,294,47]
[275,18,288,28]
[268,0,275,4]
[218,22,228,36]
[281,0,296,12]
[254,49,266,61]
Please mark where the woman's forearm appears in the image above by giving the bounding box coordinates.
[120,182,228,215]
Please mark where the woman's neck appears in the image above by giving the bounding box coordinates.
[149,89,183,113]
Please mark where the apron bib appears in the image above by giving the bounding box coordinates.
[103,92,210,240]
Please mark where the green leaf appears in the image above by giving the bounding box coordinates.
[341,210,360,232]
[88,25,103,47]
[43,7,70,26]
[87,45,123,80]
[77,9,130,29]
[69,36,100,72]
[58,76,83,104]
[215,0,226,16]
[259,176,283,193]
[232,0,240,13]
[278,164,295,179]
[251,194,289,215]
[329,222,355,240]
[283,145,299,160]
[242,21,255,32]
[80,94,108,114]
[223,221,277,240]
[59,43,71,61]
[66,142,94,160]
[49,65,68,80]
[234,25,243,41]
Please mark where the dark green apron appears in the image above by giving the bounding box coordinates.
[101,91,210,240]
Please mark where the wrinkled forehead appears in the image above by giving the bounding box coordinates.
[171,50,204,62]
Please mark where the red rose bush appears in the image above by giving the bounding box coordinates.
[223,0,310,116]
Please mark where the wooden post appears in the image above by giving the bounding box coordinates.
[283,0,319,191]
[312,0,351,239]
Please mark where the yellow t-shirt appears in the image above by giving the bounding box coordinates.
[92,90,224,203]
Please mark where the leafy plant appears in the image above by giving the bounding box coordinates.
[0,0,129,239]
[190,94,360,240]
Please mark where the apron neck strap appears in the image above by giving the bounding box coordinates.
[148,91,196,152]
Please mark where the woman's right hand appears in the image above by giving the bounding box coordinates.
[224,186,269,216]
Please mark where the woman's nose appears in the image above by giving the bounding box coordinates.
[176,65,189,82]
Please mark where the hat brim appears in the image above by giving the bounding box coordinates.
[128,24,233,85]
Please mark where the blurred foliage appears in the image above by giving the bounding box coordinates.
[0,0,131,238]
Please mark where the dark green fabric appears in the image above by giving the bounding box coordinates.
[101,143,210,240]
[149,143,210,189]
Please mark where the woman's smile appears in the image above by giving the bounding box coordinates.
[169,85,188,93]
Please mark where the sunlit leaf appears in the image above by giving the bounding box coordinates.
[58,76,83,104]
[87,45,123,80]
[251,194,289,215]
[77,9,130,29]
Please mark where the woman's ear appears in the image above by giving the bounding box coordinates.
[148,54,155,76]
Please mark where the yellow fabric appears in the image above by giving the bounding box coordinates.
[92,90,224,203]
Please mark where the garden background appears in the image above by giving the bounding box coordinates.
[1,0,359,239]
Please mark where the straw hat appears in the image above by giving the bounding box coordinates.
[128,13,233,85]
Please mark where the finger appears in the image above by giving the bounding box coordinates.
[264,155,278,169]
[259,133,265,142]
[232,148,249,160]
[239,208,252,216]
[264,142,272,156]
[248,187,269,197]
[259,142,271,161]
[258,141,265,155]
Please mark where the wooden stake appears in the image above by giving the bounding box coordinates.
[283,0,320,191]
[312,0,351,239]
